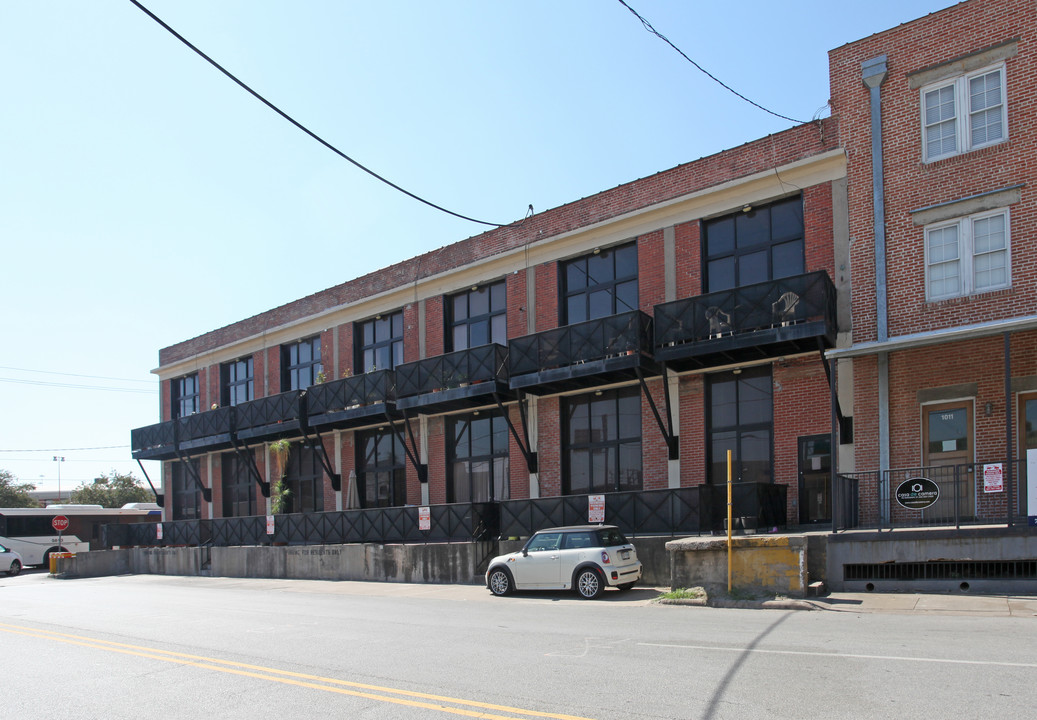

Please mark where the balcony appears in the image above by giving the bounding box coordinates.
[395,344,513,413]
[653,271,837,371]
[508,310,658,395]
[176,405,235,453]
[130,421,178,461]
[234,390,306,443]
[305,369,397,431]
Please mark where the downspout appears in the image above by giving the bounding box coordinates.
[862,55,891,525]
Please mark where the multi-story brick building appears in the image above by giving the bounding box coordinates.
[829,0,1035,526]
[132,0,1033,541]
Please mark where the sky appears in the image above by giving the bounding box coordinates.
[0,0,953,496]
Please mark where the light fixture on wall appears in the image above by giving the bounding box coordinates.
[985,402,994,417]
[732,368,742,375]
[471,285,478,292]
[742,204,752,213]
[592,247,601,254]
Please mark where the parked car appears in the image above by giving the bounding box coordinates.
[0,544,23,576]
[485,525,642,599]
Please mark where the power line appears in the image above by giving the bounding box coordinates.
[0,377,156,394]
[616,0,808,125]
[128,0,522,228]
[0,445,131,453]
[0,365,156,384]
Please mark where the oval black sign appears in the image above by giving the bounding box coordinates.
[895,477,941,510]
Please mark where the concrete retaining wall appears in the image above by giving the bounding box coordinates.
[827,526,1037,593]
[666,535,809,597]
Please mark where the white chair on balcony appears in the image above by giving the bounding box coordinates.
[771,291,800,327]
[705,306,733,338]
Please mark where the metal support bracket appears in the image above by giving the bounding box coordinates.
[229,436,271,499]
[304,427,342,492]
[635,366,679,460]
[171,446,212,503]
[493,391,538,473]
[385,409,428,484]
[135,459,164,508]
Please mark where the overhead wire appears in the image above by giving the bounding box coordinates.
[615,0,809,125]
[128,1,522,228]
[0,365,155,384]
[0,377,156,394]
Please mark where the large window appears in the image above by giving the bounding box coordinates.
[704,196,804,292]
[925,208,1009,300]
[356,428,407,508]
[922,65,1006,162]
[448,281,507,351]
[221,452,256,517]
[358,312,403,372]
[562,242,638,324]
[447,411,509,502]
[282,336,322,391]
[221,357,253,407]
[171,459,200,521]
[707,367,772,484]
[563,387,642,494]
[172,373,199,419]
[283,444,324,514]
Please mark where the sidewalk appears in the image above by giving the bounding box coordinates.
[808,591,1037,617]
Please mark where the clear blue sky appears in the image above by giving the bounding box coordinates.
[0,0,950,495]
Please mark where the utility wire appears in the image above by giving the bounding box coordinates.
[0,377,156,394]
[0,445,130,453]
[0,365,155,384]
[616,0,808,125]
[128,0,520,228]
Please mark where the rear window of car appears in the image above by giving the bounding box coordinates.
[597,528,629,547]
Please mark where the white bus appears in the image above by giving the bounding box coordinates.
[0,504,161,567]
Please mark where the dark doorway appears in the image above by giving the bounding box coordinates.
[798,434,831,524]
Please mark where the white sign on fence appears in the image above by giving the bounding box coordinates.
[588,494,605,523]
[266,515,275,535]
[983,463,1004,493]
[1028,450,1037,525]
[419,506,431,531]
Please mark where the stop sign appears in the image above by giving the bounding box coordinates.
[51,515,70,532]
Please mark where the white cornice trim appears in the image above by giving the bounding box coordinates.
[826,315,1037,359]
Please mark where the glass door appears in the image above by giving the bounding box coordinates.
[922,401,974,520]
[798,435,831,524]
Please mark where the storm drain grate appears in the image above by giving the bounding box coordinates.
[844,559,1037,581]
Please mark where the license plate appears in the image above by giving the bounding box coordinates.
[620,550,630,560]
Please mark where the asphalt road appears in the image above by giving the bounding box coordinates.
[1,571,1035,719]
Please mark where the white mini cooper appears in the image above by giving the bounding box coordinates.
[485,525,642,599]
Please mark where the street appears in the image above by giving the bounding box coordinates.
[1,571,1034,719]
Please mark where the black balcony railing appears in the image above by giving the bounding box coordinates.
[130,421,177,460]
[508,311,655,393]
[305,370,396,429]
[654,271,837,369]
[177,405,235,449]
[234,390,306,442]
[396,343,509,398]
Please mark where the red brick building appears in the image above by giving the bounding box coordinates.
[132,0,1033,535]
[829,0,1036,526]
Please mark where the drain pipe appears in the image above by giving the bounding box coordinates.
[862,55,891,525]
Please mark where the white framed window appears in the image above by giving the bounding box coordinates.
[921,64,1006,162]
[925,208,1010,301]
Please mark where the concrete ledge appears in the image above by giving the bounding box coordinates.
[666,534,809,597]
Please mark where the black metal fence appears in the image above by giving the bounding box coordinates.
[837,459,1028,530]
[499,483,786,538]
[104,502,499,549]
[305,370,396,419]
[509,310,653,377]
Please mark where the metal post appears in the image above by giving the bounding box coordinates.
[727,449,733,593]
[1005,331,1014,526]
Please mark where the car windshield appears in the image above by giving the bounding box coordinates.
[597,528,629,547]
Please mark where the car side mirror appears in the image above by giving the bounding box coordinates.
[522,548,528,557]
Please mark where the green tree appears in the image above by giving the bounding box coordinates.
[0,469,39,507]
[69,471,155,508]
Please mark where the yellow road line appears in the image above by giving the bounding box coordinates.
[0,622,595,720]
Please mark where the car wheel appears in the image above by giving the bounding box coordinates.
[488,567,513,596]
[7,560,21,577]
[618,581,636,592]
[575,568,604,599]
